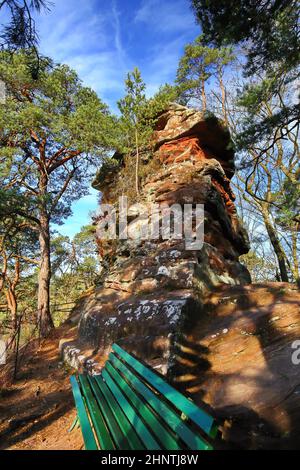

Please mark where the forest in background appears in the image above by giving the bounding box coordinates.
[0,1,299,352]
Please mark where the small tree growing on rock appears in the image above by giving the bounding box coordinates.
[118,71,180,195]
[118,67,150,195]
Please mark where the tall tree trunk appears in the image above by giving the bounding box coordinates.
[135,127,140,195]
[5,256,20,346]
[218,65,227,125]
[5,287,17,332]
[37,211,54,337]
[261,206,289,282]
[201,80,206,113]
[291,225,299,283]
[0,250,8,293]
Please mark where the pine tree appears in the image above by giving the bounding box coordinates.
[176,35,234,117]
[0,51,115,336]
[118,67,150,195]
[191,0,300,150]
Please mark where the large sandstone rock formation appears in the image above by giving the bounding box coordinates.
[76,104,250,352]
[64,104,300,449]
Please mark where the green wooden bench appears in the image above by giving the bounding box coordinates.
[70,343,219,450]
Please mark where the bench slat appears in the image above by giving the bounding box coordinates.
[87,374,132,450]
[78,375,115,450]
[89,375,145,450]
[100,369,162,450]
[108,353,212,450]
[70,376,98,450]
[105,360,182,450]
[112,343,218,438]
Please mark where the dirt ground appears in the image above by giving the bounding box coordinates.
[0,325,84,450]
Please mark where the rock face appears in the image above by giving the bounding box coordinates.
[76,104,250,354]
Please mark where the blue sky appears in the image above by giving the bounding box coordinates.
[36,0,199,237]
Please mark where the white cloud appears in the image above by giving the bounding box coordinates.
[132,0,199,97]
[36,0,129,110]
[139,36,191,98]
[112,0,127,67]
[134,0,196,34]
[38,2,108,59]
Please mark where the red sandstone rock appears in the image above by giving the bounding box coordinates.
[154,104,235,177]
[158,135,215,165]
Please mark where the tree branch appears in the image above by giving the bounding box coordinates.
[50,167,76,213]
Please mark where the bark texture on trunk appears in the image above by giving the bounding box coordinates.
[37,212,54,337]
[291,225,299,283]
[218,67,227,125]
[5,288,17,331]
[135,128,140,195]
[5,257,20,350]
[0,251,7,293]
[261,207,289,282]
[201,80,206,113]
